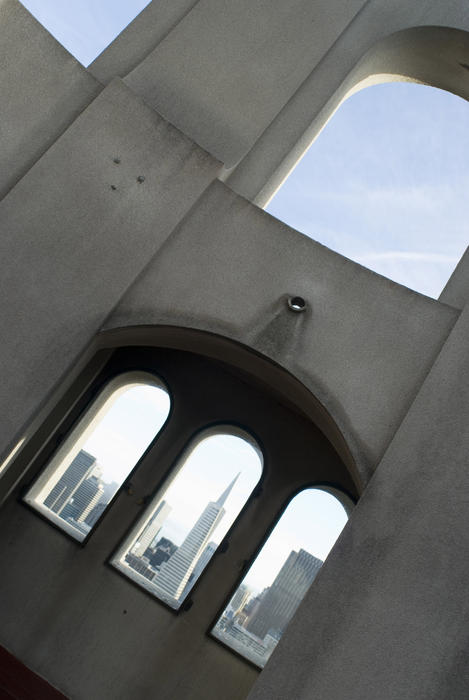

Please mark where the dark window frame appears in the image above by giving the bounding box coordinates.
[207,482,355,669]
[10,342,358,640]
[107,420,265,614]
[20,367,173,546]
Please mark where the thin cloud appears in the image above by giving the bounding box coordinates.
[355,251,460,264]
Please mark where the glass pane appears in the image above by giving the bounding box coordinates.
[24,372,170,542]
[212,488,349,668]
[111,428,263,610]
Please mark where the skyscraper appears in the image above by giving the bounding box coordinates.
[247,549,322,640]
[153,474,239,605]
[43,450,97,514]
[181,540,217,598]
[131,500,171,557]
[59,474,104,523]
[84,480,120,528]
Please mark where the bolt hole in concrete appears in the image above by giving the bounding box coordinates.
[137,175,145,183]
[267,83,469,299]
[287,296,306,312]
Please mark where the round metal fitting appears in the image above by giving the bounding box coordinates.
[287,296,307,313]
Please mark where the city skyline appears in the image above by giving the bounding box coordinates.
[239,489,347,593]
[25,448,114,540]
[212,546,324,667]
[114,472,243,608]
[153,475,239,605]
[130,432,262,548]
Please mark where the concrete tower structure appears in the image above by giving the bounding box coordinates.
[154,475,239,604]
[1,1,469,699]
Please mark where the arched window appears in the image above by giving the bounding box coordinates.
[23,372,170,542]
[111,426,263,610]
[267,83,469,299]
[211,487,349,667]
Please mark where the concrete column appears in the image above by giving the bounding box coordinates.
[248,299,469,700]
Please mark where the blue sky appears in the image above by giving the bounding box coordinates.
[267,82,469,299]
[21,0,150,66]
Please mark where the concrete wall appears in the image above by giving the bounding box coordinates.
[0,0,101,201]
[89,0,469,201]
[0,75,219,464]
[104,180,458,485]
[1,347,349,700]
[248,290,469,700]
[1,0,469,699]
[89,0,200,83]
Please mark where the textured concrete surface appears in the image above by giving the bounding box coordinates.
[89,0,199,83]
[2,1,469,699]
[0,0,101,201]
[439,246,469,309]
[248,300,469,700]
[0,77,219,460]
[105,181,458,484]
[0,347,348,700]
[125,0,367,166]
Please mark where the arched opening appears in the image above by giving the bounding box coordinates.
[212,487,349,667]
[267,79,469,299]
[23,371,170,541]
[112,426,263,609]
[259,27,469,299]
[2,338,358,699]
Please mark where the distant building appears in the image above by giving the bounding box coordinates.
[84,480,119,527]
[131,500,171,557]
[60,474,104,523]
[230,583,250,616]
[153,474,240,603]
[239,587,268,627]
[43,450,96,514]
[124,552,156,581]
[246,549,322,640]
[147,537,178,569]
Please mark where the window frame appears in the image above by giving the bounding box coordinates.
[106,420,266,614]
[11,341,359,640]
[20,368,173,546]
[207,482,355,669]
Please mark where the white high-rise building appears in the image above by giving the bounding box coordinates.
[153,475,239,605]
[131,500,171,557]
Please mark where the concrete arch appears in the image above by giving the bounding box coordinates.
[229,24,469,206]
[346,25,469,100]
[95,324,363,494]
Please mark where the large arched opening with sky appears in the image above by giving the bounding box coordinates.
[266,80,469,299]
